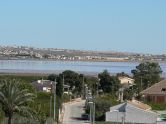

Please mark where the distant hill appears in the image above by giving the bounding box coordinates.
[0,45,165,62]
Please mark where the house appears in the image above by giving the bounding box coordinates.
[118,76,134,85]
[106,100,157,124]
[32,80,71,94]
[32,80,53,92]
[63,84,70,94]
[141,79,166,103]
[117,77,134,102]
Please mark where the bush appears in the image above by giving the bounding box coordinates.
[86,94,119,121]
[63,94,71,103]
[29,92,61,123]
[148,103,166,110]
[0,106,4,123]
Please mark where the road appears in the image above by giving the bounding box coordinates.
[63,100,89,124]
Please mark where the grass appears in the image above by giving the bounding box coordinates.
[96,122,136,124]
[160,114,166,118]
[96,122,112,124]
[148,102,166,110]
[96,122,121,124]
[0,74,48,83]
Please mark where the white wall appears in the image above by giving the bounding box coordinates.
[106,105,157,124]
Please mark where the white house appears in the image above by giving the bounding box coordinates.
[106,100,157,124]
[118,76,134,85]
[32,80,53,92]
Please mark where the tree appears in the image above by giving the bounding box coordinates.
[85,94,118,121]
[85,76,98,95]
[62,70,83,96]
[0,79,36,124]
[117,72,129,77]
[47,74,63,97]
[131,62,162,91]
[98,70,120,93]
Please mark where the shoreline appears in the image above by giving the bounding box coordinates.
[0,69,165,78]
[0,58,166,63]
[0,69,99,77]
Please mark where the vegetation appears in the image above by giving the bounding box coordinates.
[95,94,119,121]
[96,122,135,124]
[0,62,164,124]
[62,70,84,96]
[95,122,113,124]
[117,72,129,77]
[0,75,55,124]
[86,94,119,121]
[0,79,36,124]
[0,74,47,83]
[147,102,166,110]
[0,105,4,123]
[0,72,82,124]
[85,76,99,95]
[131,62,162,92]
[98,70,120,93]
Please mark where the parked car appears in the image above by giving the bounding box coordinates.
[81,114,89,120]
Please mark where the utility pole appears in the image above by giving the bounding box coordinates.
[53,80,57,121]
[50,95,52,117]
[82,76,85,99]
[140,76,142,91]
[63,74,64,94]
[93,102,95,124]
[50,81,53,118]
[89,102,93,124]
[97,78,100,96]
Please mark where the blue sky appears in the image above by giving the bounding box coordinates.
[0,0,166,54]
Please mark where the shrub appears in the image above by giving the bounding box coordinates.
[148,103,166,110]
[86,94,119,121]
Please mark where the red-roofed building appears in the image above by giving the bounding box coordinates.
[141,79,166,103]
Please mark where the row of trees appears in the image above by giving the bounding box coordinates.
[97,62,162,96]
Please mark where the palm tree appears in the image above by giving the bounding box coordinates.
[0,79,36,124]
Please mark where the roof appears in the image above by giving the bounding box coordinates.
[32,80,52,91]
[141,79,166,95]
[109,100,151,112]
[63,84,70,88]
[128,100,151,110]
[118,76,134,85]
[118,76,134,81]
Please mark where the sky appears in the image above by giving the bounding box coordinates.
[0,0,166,54]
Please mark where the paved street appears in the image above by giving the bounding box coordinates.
[63,100,89,124]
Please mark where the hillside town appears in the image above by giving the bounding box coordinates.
[0,45,166,62]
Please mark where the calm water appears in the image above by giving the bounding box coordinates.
[0,60,166,75]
